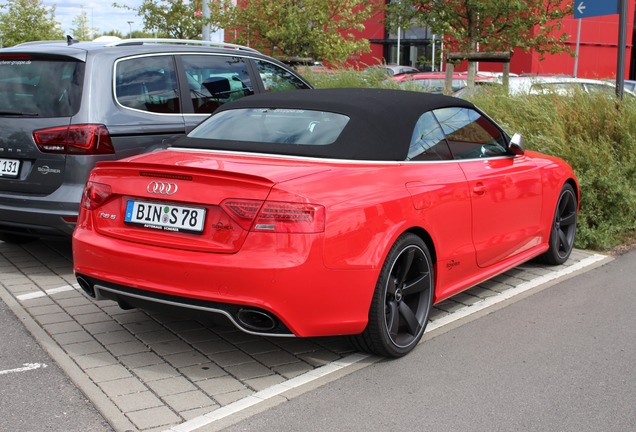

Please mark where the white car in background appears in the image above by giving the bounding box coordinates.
[455,75,635,98]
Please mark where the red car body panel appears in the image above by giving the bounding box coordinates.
[73,147,577,337]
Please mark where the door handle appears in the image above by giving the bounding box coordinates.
[473,183,486,195]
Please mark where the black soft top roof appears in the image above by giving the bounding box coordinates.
[179,88,478,161]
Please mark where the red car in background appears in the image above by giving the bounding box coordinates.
[73,88,579,357]
[392,72,490,93]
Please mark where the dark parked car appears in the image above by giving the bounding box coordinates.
[0,38,311,242]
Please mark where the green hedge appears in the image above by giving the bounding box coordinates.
[301,70,636,250]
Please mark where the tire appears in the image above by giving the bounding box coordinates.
[538,183,577,265]
[351,233,433,358]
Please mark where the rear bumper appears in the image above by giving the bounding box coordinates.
[0,203,77,237]
[76,273,296,336]
[72,228,378,337]
[0,185,83,237]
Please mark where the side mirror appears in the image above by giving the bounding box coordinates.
[509,133,525,155]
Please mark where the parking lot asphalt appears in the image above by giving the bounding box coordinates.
[0,239,610,432]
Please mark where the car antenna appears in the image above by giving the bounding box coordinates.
[67,35,79,46]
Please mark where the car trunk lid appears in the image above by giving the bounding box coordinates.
[83,149,330,253]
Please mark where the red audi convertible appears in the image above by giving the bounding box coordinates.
[73,88,578,357]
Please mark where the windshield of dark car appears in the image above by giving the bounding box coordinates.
[0,55,84,118]
[187,108,350,145]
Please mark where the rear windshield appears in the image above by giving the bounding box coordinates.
[0,55,84,117]
[187,108,350,145]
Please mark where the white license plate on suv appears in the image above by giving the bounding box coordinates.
[0,158,20,178]
[125,200,206,234]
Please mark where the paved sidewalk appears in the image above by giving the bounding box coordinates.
[0,239,608,432]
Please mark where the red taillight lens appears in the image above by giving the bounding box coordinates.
[221,199,325,233]
[81,181,112,210]
[221,199,264,230]
[33,124,115,155]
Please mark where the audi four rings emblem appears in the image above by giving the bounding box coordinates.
[147,181,178,195]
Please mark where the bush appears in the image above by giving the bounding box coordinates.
[300,69,636,250]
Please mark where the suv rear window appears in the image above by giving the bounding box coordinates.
[0,55,84,117]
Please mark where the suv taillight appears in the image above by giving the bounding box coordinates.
[221,199,325,233]
[81,182,112,210]
[33,124,115,155]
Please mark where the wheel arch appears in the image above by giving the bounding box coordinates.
[403,226,437,266]
[564,177,580,209]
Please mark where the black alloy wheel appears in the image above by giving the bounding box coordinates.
[351,233,433,358]
[539,183,578,265]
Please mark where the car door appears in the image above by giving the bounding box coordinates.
[176,54,257,133]
[112,54,186,152]
[434,107,543,268]
[178,55,311,134]
[405,111,476,298]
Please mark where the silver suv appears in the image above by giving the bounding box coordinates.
[0,38,312,242]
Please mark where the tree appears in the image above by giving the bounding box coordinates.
[210,0,380,64]
[386,0,572,91]
[0,0,64,47]
[386,0,572,55]
[71,6,98,41]
[113,0,203,39]
[98,29,125,38]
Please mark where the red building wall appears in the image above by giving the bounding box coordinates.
[516,2,635,78]
[355,1,635,79]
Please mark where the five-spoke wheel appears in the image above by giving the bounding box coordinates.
[351,233,433,357]
[539,183,578,265]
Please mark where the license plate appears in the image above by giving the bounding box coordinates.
[125,200,206,234]
[0,158,20,178]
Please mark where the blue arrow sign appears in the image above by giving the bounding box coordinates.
[574,0,619,19]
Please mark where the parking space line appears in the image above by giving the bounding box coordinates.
[165,253,609,432]
[165,353,370,432]
[0,362,48,375]
[16,284,79,301]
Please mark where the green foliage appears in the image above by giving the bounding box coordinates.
[0,0,64,47]
[113,0,204,39]
[299,70,636,250]
[385,0,573,58]
[71,6,98,41]
[209,0,378,64]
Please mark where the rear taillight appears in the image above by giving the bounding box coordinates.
[81,181,112,210]
[33,124,115,155]
[221,199,325,233]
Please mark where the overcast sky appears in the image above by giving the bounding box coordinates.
[40,1,144,38]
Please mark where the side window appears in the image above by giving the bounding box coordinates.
[408,112,452,161]
[255,60,311,92]
[115,56,179,114]
[585,83,616,96]
[181,55,254,114]
[433,107,508,159]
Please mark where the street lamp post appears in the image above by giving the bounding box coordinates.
[127,21,134,38]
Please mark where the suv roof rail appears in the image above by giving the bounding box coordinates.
[14,39,67,47]
[106,38,261,53]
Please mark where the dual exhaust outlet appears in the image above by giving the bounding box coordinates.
[76,276,279,333]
